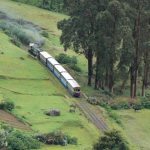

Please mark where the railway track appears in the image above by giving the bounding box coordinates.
[76,100,108,132]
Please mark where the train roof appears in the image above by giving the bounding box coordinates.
[54,64,66,73]
[61,72,73,80]
[40,51,52,59]
[47,58,59,66]
[67,79,80,88]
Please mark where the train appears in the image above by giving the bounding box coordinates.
[28,43,81,97]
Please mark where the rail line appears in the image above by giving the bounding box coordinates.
[76,100,108,132]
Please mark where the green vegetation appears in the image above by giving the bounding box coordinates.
[0,0,150,150]
[7,130,40,150]
[56,53,81,72]
[11,0,65,13]
[36,131,77,146]
[0,101,15,111]
[93,130,129,150]
[115,109,150,150]
[58,0,150,99]
[0,30,99,150]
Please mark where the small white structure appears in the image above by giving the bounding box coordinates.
[47,58,59,71]
[53,65,66,78]
[61,72,73,87]
[39,51,53,64]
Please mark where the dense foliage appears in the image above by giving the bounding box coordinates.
[58,0,150,98]
[36,131,77,146]
[56,53,81,72]
[0,129,7,148]
[93,130,129,150]
[0,125,40,150]
[7,131,40,150]
[0,101,15,111]
[11,0,65,13]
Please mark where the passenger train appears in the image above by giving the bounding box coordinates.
[28,43,80,97]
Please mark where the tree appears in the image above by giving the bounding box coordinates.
[58,0,99,86]
[95,0,130,92]
[123,0,150,98]
[93,130,129,150]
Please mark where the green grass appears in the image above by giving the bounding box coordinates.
[0,31,99,150]
[0,1,150,150]
[115,109,150,150]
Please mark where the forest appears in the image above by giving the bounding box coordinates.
[57,0,150,99]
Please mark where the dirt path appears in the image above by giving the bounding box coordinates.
[0,110,31,131]
[76,99,108,132]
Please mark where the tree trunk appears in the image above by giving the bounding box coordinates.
[109,62,114,93]
[142,50,149,97]
[87,49,93,86]
[130,4,141,98]
[105,69,109,88]
[95,53,100,89]
[130,66,135,98]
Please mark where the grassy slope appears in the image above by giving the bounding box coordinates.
[0,31,99,150]
[0,1,150,150]
[115,109,150,150]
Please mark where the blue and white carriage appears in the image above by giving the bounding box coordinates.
[29,43,80,97]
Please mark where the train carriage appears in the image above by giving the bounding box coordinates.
[39,51,52,65]
[60,72,73,87]
[53,64,66,79]
[67,79,80,97]
[47,58,59,71]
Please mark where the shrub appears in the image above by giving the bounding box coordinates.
[93,130,129,150]
[41,30,49,38]
[110,98,131,110]
[69,64,81,72]
[0,101,15,111]
[66,135,77,145]
[36,131,77,146]
[0,129,7,148]
[7,131,40,150]
[55,53,81,72]
[56,53,72,64]
[56,54,78,65]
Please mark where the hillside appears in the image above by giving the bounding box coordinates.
[0,0,150,150]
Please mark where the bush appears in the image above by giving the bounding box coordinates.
[69,64,81,72]
[66,135,78,145]
[110,98,131,110]
[55,53,81,72]
[36,131,77,146]
[41,30,49,38]
[7,131,40,150]
[0,129,7,148]
[0,101,15,111]
[55,53,74,64]
[93,130,129,150]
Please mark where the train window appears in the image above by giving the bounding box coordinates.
[74,88,80,92]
